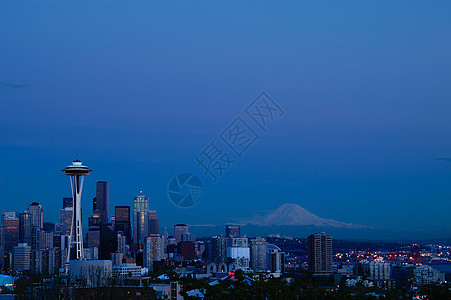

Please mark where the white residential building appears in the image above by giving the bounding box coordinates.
[414,265,445,286]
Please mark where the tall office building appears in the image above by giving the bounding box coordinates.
[88,210,101,228]
[99,223,116,260]
[225,225,240,238]
[13,243,31,272]
[149,210,159,235]
[86,230,100,248]
[93,181,109,223]
[133,191,149,246]
[2,213,19,270]
[63,197,73,209]
[2,213,19,252]
[115,206,131,244]
[35,228,53,250]
[60,208,73,236]
[308,232,332,276]
[53,223,64,249]
[250,237,268,271]
[28,202,43,229]
[18,212,32,245]
[174,224,188,243]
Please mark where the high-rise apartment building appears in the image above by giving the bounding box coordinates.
[210,236,228,264]
[227,237,250,268]
[250,237,268,271]
[308,232,332,276]
[268,244,285,273]
[144,234,164,270]
[133,191,149,246]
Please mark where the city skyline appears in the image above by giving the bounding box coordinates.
[2,1,451,298]
[1,1,451,239]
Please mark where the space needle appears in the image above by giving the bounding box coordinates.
[62,157,92,266]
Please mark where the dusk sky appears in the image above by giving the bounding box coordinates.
[1,1,451,238]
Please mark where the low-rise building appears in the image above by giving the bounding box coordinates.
[112,263,143,277]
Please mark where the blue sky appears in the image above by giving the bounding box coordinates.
[1,1,451,237]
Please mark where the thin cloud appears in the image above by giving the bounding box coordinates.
[435,157,451,162]
[0,81,30,88]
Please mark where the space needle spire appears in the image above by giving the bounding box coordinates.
[62,157,92,265]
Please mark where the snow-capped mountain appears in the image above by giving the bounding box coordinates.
[243,203,368,229]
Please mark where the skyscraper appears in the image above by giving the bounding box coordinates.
[93,181,109,223]
[269,247,285,273]
[133,191,149,246]
[2,213,19,251]
[62,158,92,262]
[210,236,228,264]
[63,197,73,209]
[13,243,31,272]
[28,202,43,229]
[174,224,188,243]
[18,212,32,245]
[115,206,131,244]
[149,210,159,235]
[117,232,127,254]
[250,237,268,271]
[144,234,164,270]
[2,213,19,270]
[99,222,116,260]
[308,232,332,276]
[60,207,73,236]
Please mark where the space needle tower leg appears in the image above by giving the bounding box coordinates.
[70,175,85,260]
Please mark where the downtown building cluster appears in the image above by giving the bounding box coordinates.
[0,169,287,292]
[0,160,447,298]
[0,183,164,276]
